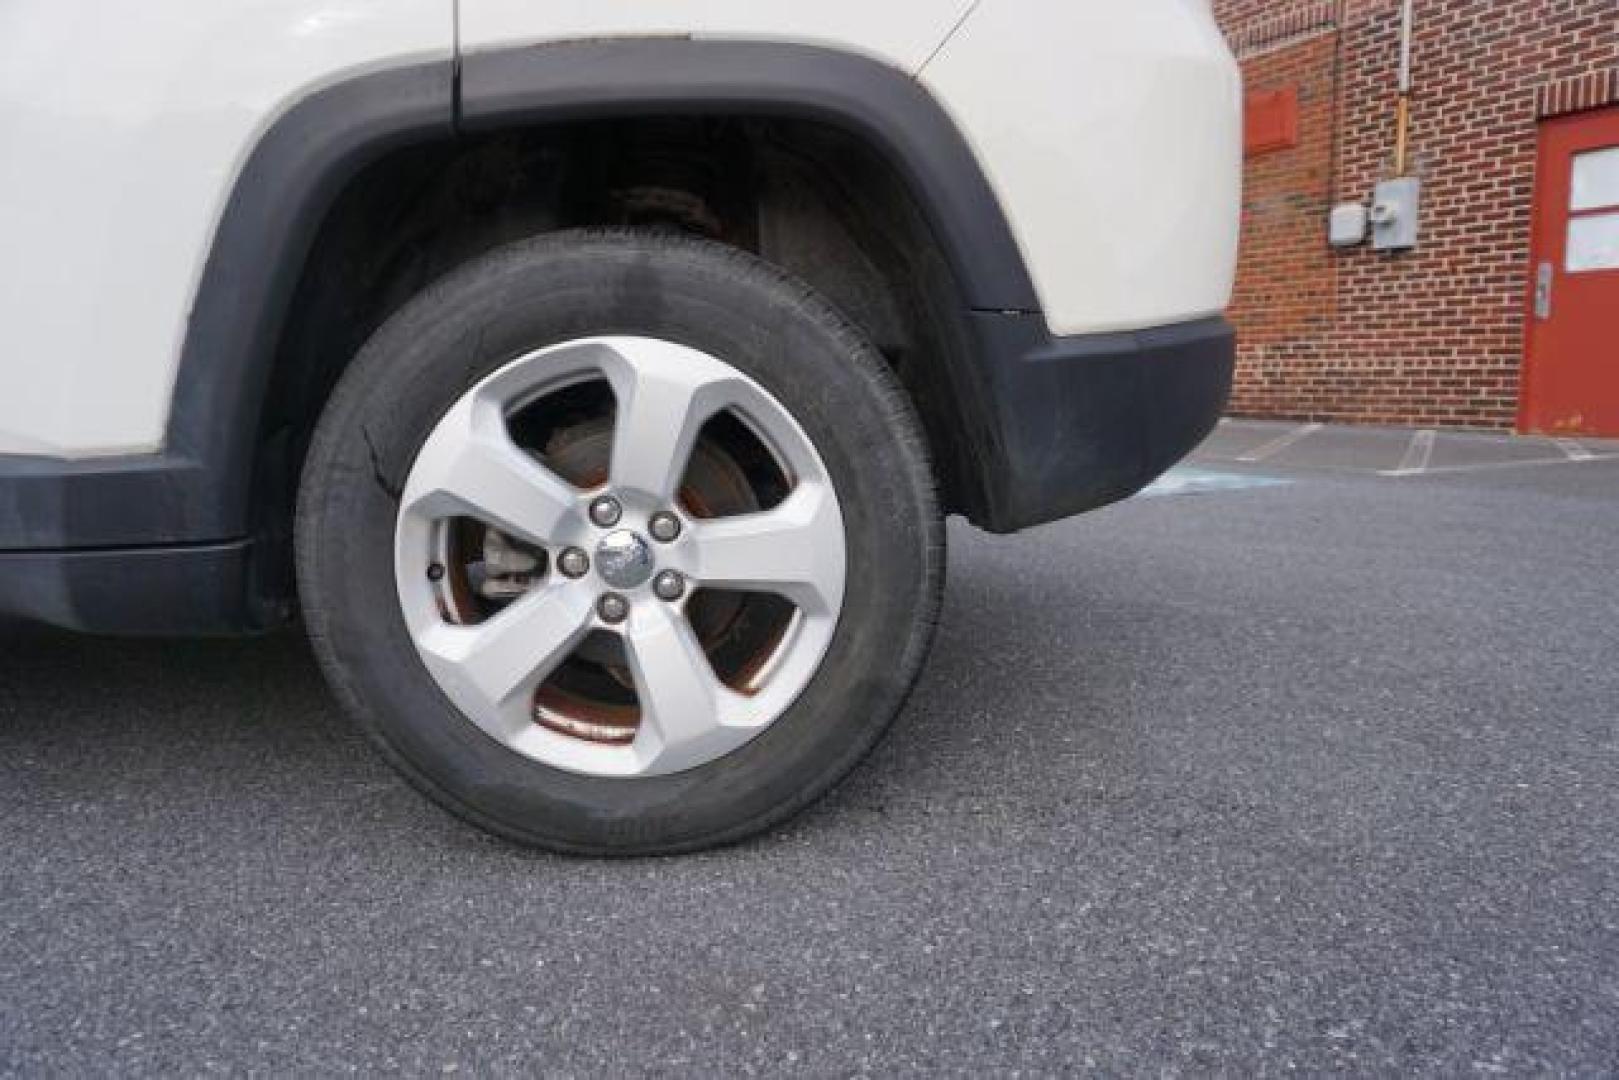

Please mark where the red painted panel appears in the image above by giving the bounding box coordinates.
[1244,88,1299,157]
[1521,106,1619,436]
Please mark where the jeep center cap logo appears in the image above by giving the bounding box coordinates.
[595,530,655,589]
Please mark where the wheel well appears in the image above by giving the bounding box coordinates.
[254,116,987,602]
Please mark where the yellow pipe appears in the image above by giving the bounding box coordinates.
[1395,95,1410,176]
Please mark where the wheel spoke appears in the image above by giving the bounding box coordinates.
[690,483,845,614]
[624,603,744,772]
[416,581,596,733]
[603,339,749,503]
[400,392,579,545]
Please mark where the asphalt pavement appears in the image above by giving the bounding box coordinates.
[3,424,1617,1075]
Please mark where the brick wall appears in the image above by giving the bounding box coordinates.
[1215,0,1619,428]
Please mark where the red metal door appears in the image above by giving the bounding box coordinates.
[1522,107,1619,436]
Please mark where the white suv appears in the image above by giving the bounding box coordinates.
[0,2,1241,852]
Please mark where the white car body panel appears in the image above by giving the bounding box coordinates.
[920,0,1241,334]
[458,0,977,75]
[0,0,1237,458]
[0,0,451,457]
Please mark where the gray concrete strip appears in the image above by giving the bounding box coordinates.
[1398,451,1619,477]
[1196,420,1619,477]
[1195,420,1300,461]
[1235,422,1322,462]
[1425,432,1581,473]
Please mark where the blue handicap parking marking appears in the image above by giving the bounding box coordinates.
[1137,467,1293,499]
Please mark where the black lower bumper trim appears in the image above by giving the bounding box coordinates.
[0,540,267,635]
[967,314,1235,533]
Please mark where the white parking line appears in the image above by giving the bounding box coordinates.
[1382,429,1437,476]
[1236,422,1323,463]
[1554,438,1595,462]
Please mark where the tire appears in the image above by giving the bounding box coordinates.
[296,230,943,854]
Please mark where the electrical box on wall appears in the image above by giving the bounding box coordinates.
[1329,203,1369,247]
[1371,177,1422,251]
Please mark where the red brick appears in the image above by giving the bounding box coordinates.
[1213,0,1618,428]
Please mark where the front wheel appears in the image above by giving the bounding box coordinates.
[296,232,943,854]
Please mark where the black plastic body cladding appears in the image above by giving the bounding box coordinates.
[969,315,1235,531]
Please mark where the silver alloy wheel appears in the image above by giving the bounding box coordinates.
[393,336,847,778]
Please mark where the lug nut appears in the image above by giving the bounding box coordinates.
[556,548,590,579]
[597,593,630,624]
[648,511,683,543]
[653,570,686,602]
[588,495,622,528]
[427,563,446,582]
